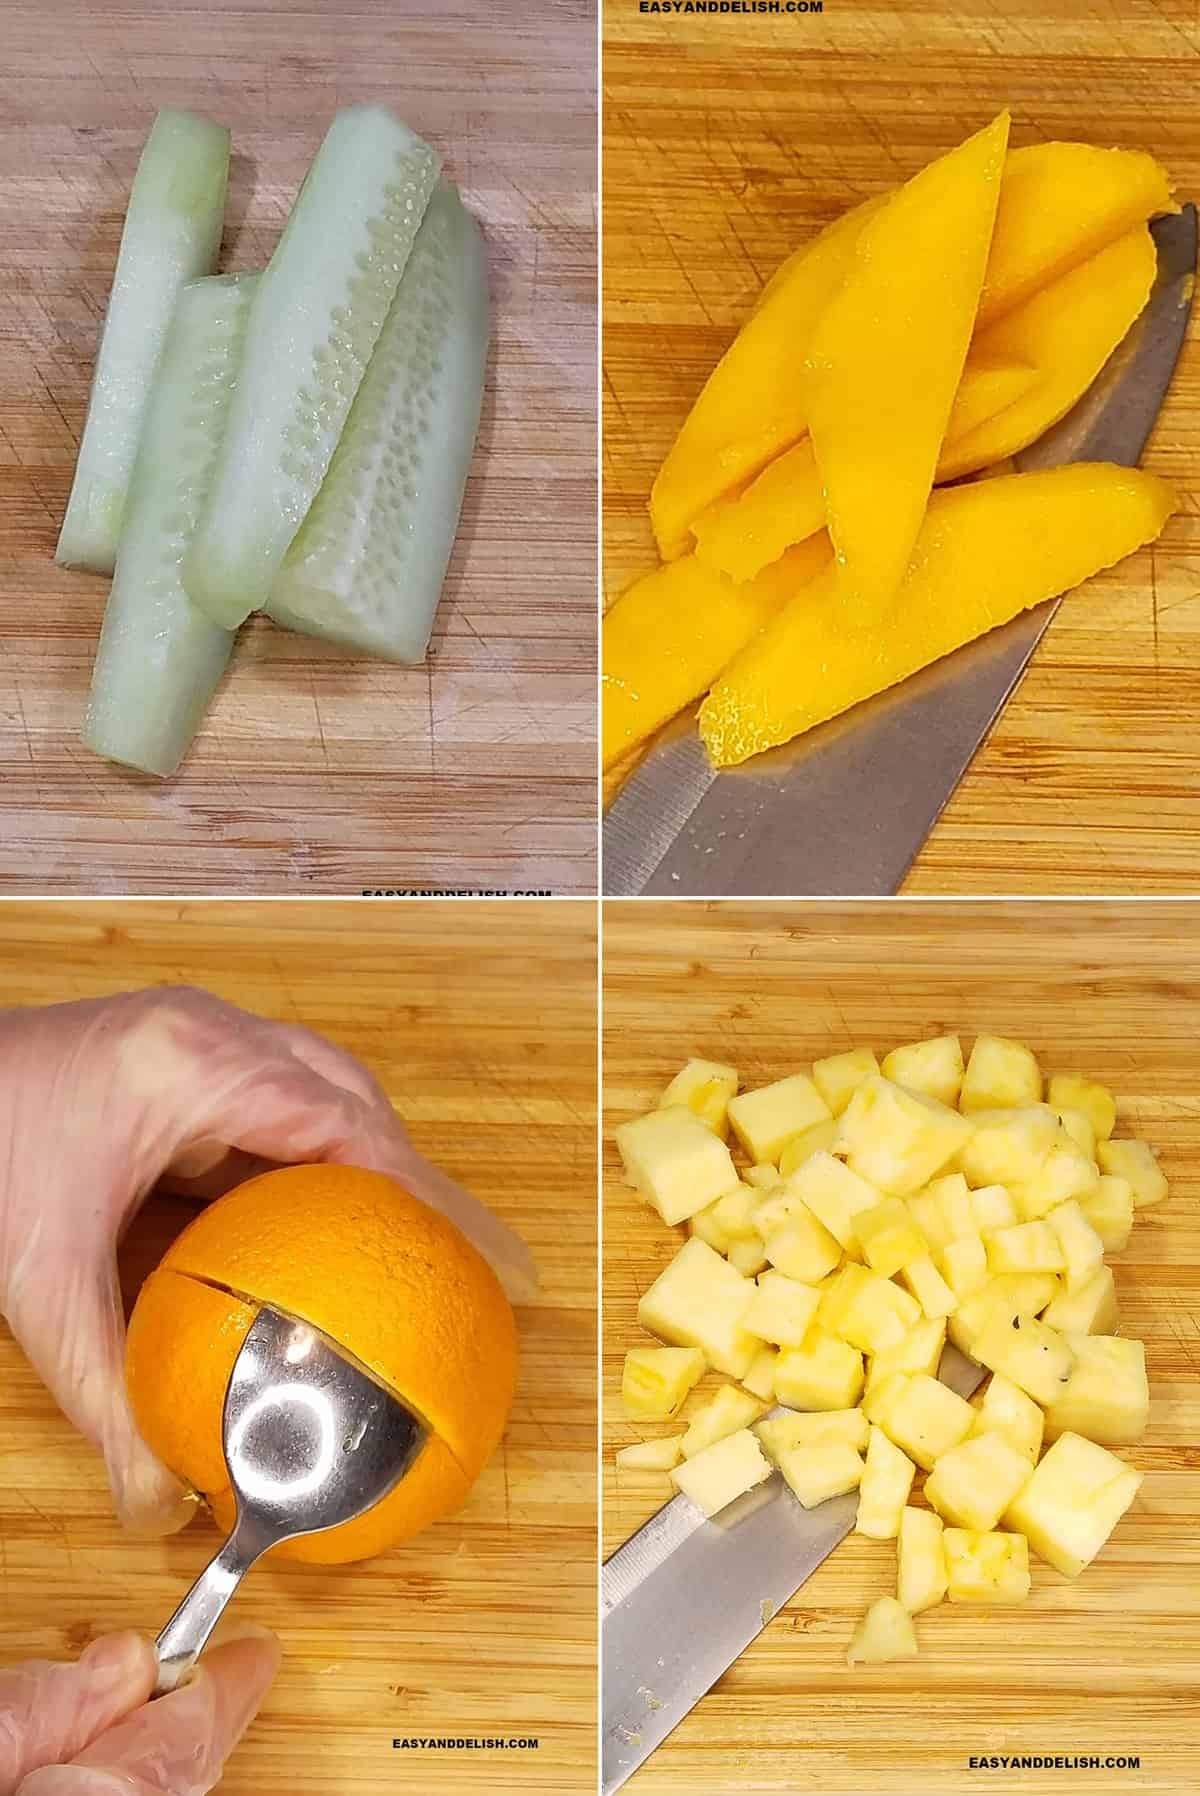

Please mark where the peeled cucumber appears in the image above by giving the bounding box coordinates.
[269,181,488,662]
[57,108,230,574]
[82,274,257,777]
[183,104,440,627]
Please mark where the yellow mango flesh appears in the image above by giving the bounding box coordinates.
[802,112,1011,613]
[602,534,832,769]
[698,465,1175,768]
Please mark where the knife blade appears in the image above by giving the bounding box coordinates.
[603,205,1197,897]
[602,1343,986,1795]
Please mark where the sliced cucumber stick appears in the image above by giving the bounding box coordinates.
[269,181,488,662]
[184,104,440,627]
[83,274,257,777]
[57,108,229,574]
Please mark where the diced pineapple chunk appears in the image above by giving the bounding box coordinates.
[1097,1138,1168,1209]
[1042,1264,1118,1336]
[727,1234,769,1276]
[1080,1176,1135,1253]
[944,1528,1030,1603]
[819,1263,922,1353]
[881,1034,964,1107]
[659,1058,739,1138]
[681,1383,766,1458]
[742,1344,779,1401]
[762,1205,843,1284]
[1054,1106,1097,1160]
[940,1235,989,1302]
[778,1440,864,1508]
[847,1596,918,1664]
[616,1105,740,1226]
[960,1035,1042,1114]
[865,1317,947,1395]
[638,1238,758,1378]
[856,1198,927,1275]
[970,1185,1019,1232]
[971,1309,1074,1408]
[778,1119,839,1176]
[1012,1140,1099,1221]
[752,1178,808,1237]
[989,1271,1062,1315]
[970,1373,1044,1464]
[958,1106,1059,1189]
[812,1047,879,1117]
[984,1220,1064,1276]
[728,1073,831,1164]
[905,1189,948,1254]
[671,1427,773,1516]
[925,1431,1033,1531]
[897,1506,948,1613]
[930,1172,977,1243]
[1005,1431,1143,1576]
[900,1255,958,1321]
[755,1407,870,1459]
[712,1184,762,1239]
[621,1346,706,1420]
[1042,1335,1149,1448]
[787,1152,881,1251]
[689,1201,733,1253]
[837,1077,971,1196]
[1047,1073,1117,1142]
[743,1270,821,1347]
[855,1425,916,1539]
[615,1436,683,1471]
[744,1162,783,1191]
[1047,1200,1105,1291]
[869,1371,975,1470]
[775,1329,865,1410]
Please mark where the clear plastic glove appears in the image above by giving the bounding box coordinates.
[0,986,536,1536]
[1,1626,279,1796]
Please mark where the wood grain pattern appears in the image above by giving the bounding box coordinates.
[0,899,597,1793]
[604,899,1200,1793]
[0,0,597,895]
[603,1,1200,891]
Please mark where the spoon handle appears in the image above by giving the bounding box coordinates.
[154,1526,265,1695]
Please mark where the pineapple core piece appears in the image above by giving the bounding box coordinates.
[778,1441,865,1508]
[672,1428,773,1517]
[944,1528,1031,1602]
[972,1308,1074,1408]
[925,1431,1034,1531]
[856,1425,916,1539]
[681,1383,765,1457]
[616,1105,740,1226]
[659,1058,739,1138]
[755,1407,870,1460]
[812,1047,880,1117]
[727,1073,831,1163]
[837,1077,971,1196]
[775,1329,865,1410]
[1042,1334,1149,1448]
[743,1270,822,1347]
[881,1033,964,1107]
[960,1035,1043,1114]
[1097,1138,1168,1209]
[638,1237,758,1378]
[615,1436,683,1471]
[847,1596,918,1664]
[621,1346,706,1419]
[1005,1431,1143,1576]
[897,1505,948,1613]
[868,1371,975,1470]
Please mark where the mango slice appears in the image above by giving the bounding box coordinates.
[602,534,831,770]
[698,465,1175,768]
[802,112,1010,615]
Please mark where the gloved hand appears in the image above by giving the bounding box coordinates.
[1,1627,279,1796]
[0,985,536,1536]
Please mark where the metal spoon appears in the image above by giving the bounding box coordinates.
[153,1304,427,1694]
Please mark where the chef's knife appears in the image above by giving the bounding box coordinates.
[603,206,1197,897]
[602,1343,986,1794]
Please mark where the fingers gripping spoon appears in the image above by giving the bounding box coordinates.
[153,1305,426,1694]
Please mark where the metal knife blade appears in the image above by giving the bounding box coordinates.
[603,206,1197,898]
[602,1344,985,1795]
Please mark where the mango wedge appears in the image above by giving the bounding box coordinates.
[802,112,1010,613]
[602,535,832,770]
[698,465,1175,768]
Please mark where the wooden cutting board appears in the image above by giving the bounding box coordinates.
[0,899,597,1794]
[603,2,1200,892]
[604,900,1200,1793]
[0,0,596,895]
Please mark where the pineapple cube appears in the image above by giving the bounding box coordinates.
[788,1152,881,1251]
[855,1425,916,1539]
[775,1330,864,1410]
[621,1346,706,1420]
[856,1198,927,1275]
[762,1208,843,1285]
[971,1309,1074,1407]
[615,1436,683,1471]
[1012,1141,1100,1221]
[744,1162,783,1191]
[712,1184,762,1240]
[755,1407,870,1459]
[742,1344,779,1401]
[616,1105,740,1226]
[1042,1335,1149,1448]
[900,1255,957,1321]
[1047,1073,1117,1142]
[778,1440,864,1508]
[940,1235,989,1302]
[728,1073,831,1164]
[1005,1431,1143,1576]
[897,1506,948,1613]
[944,1528,1030,1602]
[728,1234,769,1276]
[1055,1106,1097,1160]
[960,1035,1042,1114]
[1042,1264,1119,1336]
[837,1077,970,1196]
[1097,1138,1168,1209]
[847,1596,918,1664]
[671,1428,773,1517]
[689,1201,733,1253]
[819,1263,921,1353]
[984,1220,1064,1276]
[905,1189,949,1254]
[681,1383,766,1458]
[949,1272,1062,1356]
[869,1371,975,1470]
[778,1119,838,1176]
[924,1432,1033,1531]
[638,1238,758,1378]
[970,1373,1044,1464]
[931,1173,978,1244]
[1047,1200,1105,1291]
[659,1058,738,1138]
[1080,1176,1135,1253]
[971,1185,1019,1232]
[881,1034,964,1107]
[743,1270,821,1347]
[958,1106,1059,1189]
[865,1317,947,1394]
[812,1046,879,1117]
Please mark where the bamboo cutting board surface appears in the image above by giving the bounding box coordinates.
[0,899,597,1794]
[0,0,596,895]
[604,900,1200,1793]
[603,1,1200,893]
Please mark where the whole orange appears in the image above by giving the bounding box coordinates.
[125,1164,519,1563]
